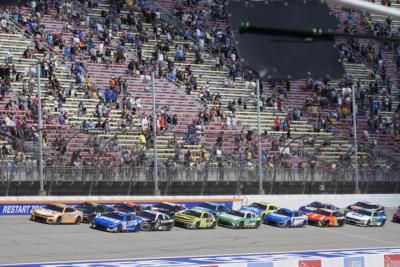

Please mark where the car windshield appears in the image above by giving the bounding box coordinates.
[154,203,172,210]
[309,202,322,208]
[228,210,245,217]
[356,202,379,210]
[356,209,372,216]
[198,203,217,211]
[183,210,202,218]
[114,204,136,212]
[44,204,64,212]
[275,209,292,217]
[249,203,266,210]
[140,211,157,220]
[103,212,124,221]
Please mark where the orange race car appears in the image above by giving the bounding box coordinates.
[31,203,83,225]
[306,208,345,227]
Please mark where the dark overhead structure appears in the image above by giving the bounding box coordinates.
[226,0,345,80]
[0,0,25,6]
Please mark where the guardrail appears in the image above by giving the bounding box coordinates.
[0,166,398,184]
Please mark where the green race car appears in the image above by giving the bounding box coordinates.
[218,209,261,229]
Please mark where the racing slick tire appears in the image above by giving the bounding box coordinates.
[30,215,35,221]
[211,222,217,229]
[284,221,290,228]
[255,221,261,229]
[75,217,81,225]
[302,221,307,227]
[195,222,200,230]
[117,225,123,233]
[239,222,244,229]
[56,217,62,225]
[377,220,385,227]
[366,220,371,227]
[154,218,162,231]
[134,225,140,232]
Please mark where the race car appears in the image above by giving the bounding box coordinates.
[392,207,400,223]
[173,209,217,229]
[146,202,185,216]
[299,201,339,213]
[306,208,345,227]
[344,208,386,227]
[75,202,114,223]
[217,209,261,229]
[91,211,143,232]
[192,202,229,218]
[138,210,174,231]
[344,201,384,214]
[31,203,83,225]
[240,202,279,219]
[113,202,143,214]
[263,208,308,228]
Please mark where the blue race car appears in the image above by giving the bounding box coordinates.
[192,202,229,218]
[91,211,142,232]
[299,201,339,213]
[264,208,308,228]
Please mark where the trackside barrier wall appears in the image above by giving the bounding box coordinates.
[15,248,400,267]
[0,194,398,216]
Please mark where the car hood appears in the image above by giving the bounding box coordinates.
[219,214,241,222]
[240,206,262,214]
[174,213,198,222]
[193,207,214,213]
[346,212,369,220]
[93,216,120,226]
[33,208,59,217]
[266,213,289,221]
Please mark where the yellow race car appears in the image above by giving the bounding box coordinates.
[31,203,83,225]
[173,209,217,229]
[240,201,279,219]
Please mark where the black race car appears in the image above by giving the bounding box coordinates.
[139,210,174,231]
[75,202,114,223]
[112,202,144,214]
[344,201,385,214]
[147,202,185,216]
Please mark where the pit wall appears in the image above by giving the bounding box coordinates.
[0,194,398,216]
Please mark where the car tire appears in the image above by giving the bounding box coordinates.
[211,222,217,229]
[134,225,140,232]
[75,217,81,225]
[284,221,290,228]
[56,217,62,225]
[166,225,173,231]
[195,222,200,230]
[117,224,123,233]
[379,220,385,227]
[30,215,35,221]
[255,221,260,229]
[239,222,244,229]
[366,220,371,227]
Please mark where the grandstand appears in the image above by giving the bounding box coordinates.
[0,0,399,195]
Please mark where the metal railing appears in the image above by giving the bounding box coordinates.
[1,165,398,184]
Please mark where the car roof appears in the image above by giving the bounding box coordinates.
[111,211,129,216]
[48,203,68,208]
[318,208,335,213]
[158,202,180,206]
[253,201,272,205]
[142,210,164,216]
[279,208,296,213]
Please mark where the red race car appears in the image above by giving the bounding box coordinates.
[306,208,345,227]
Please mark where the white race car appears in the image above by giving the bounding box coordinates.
[345,208,386,227]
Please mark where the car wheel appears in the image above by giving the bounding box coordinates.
[166,225,173,231]
[239,222,244,229]
[75,217,81,225]
[366,220,371,227]
[302,221,307,227]
[134,224,140,232]
[30,215,35,221]
[117,224,123,232]
[255,221,260,229]
[56,217,62,225]
[195,222,200,229]
[284,221,290,228]
[154,218,161,230]
[211,222,217,229]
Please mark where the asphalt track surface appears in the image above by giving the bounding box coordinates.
[1,210,399,265]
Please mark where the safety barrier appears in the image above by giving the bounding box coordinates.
[8,248,400,267]
[0,194,398,216]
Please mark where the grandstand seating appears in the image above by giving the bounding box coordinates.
[0,0,398,171]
